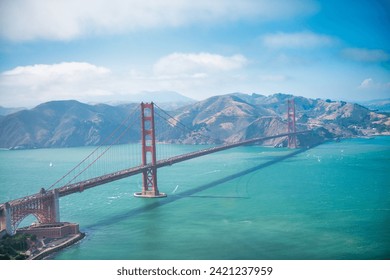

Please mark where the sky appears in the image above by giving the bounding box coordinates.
[0,0,389,108]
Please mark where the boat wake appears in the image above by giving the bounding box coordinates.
[172,185,179,194]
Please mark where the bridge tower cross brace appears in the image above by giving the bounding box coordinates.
[287,99,297,149]
[134,102,167,198]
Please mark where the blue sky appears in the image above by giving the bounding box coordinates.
[0,0,389,107]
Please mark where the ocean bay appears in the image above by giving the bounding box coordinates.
[0,137,389,259]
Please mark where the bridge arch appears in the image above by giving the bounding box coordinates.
[0,190,60,235]
[13,213,40,231]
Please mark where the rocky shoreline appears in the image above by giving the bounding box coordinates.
[29,232,85,260]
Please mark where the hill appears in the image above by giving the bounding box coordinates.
[0,100,140,149]
[0,106,25,116]
[163,93,389,147]
[0,94,389,149]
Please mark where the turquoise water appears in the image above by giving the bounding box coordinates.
[0,137,389,260]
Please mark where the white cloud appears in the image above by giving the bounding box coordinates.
[3,62,110,83]
[262,31,336,49]
[0,62,112,107]
[359,78,374,89]
[358,77,390,90]
[153,52,247,77]
[343,48,390,62]
[0,55,250,107]
[0,0,318,41]
[150,53,250,99]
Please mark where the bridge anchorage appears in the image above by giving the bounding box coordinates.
[134,102,167,198]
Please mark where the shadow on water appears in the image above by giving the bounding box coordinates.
[86,145,317,230]
[184,195,249,199]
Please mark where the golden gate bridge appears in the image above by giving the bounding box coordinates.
[0,100,309,235]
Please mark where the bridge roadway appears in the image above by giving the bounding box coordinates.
[3,131,309,207]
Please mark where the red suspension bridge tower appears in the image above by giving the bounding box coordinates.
[134,102,167,198]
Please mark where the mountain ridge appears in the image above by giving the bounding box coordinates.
[0,93,389,149]
[0,106,26,116]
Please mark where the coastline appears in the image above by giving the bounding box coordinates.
[29,232,85,260]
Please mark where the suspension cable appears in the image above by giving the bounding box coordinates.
[154,103,221,144]
[47,104,141,190]
[62,110,139,186]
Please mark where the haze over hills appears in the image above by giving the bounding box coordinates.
[97,91,196,110]
[359,98,390,113]
[0,106,26,116]
[0,93,389,149]
[129,91,195,103]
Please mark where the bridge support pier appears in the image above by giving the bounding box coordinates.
[134,102,166,198]
[53,188,60,222]
[0,202,12,235]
